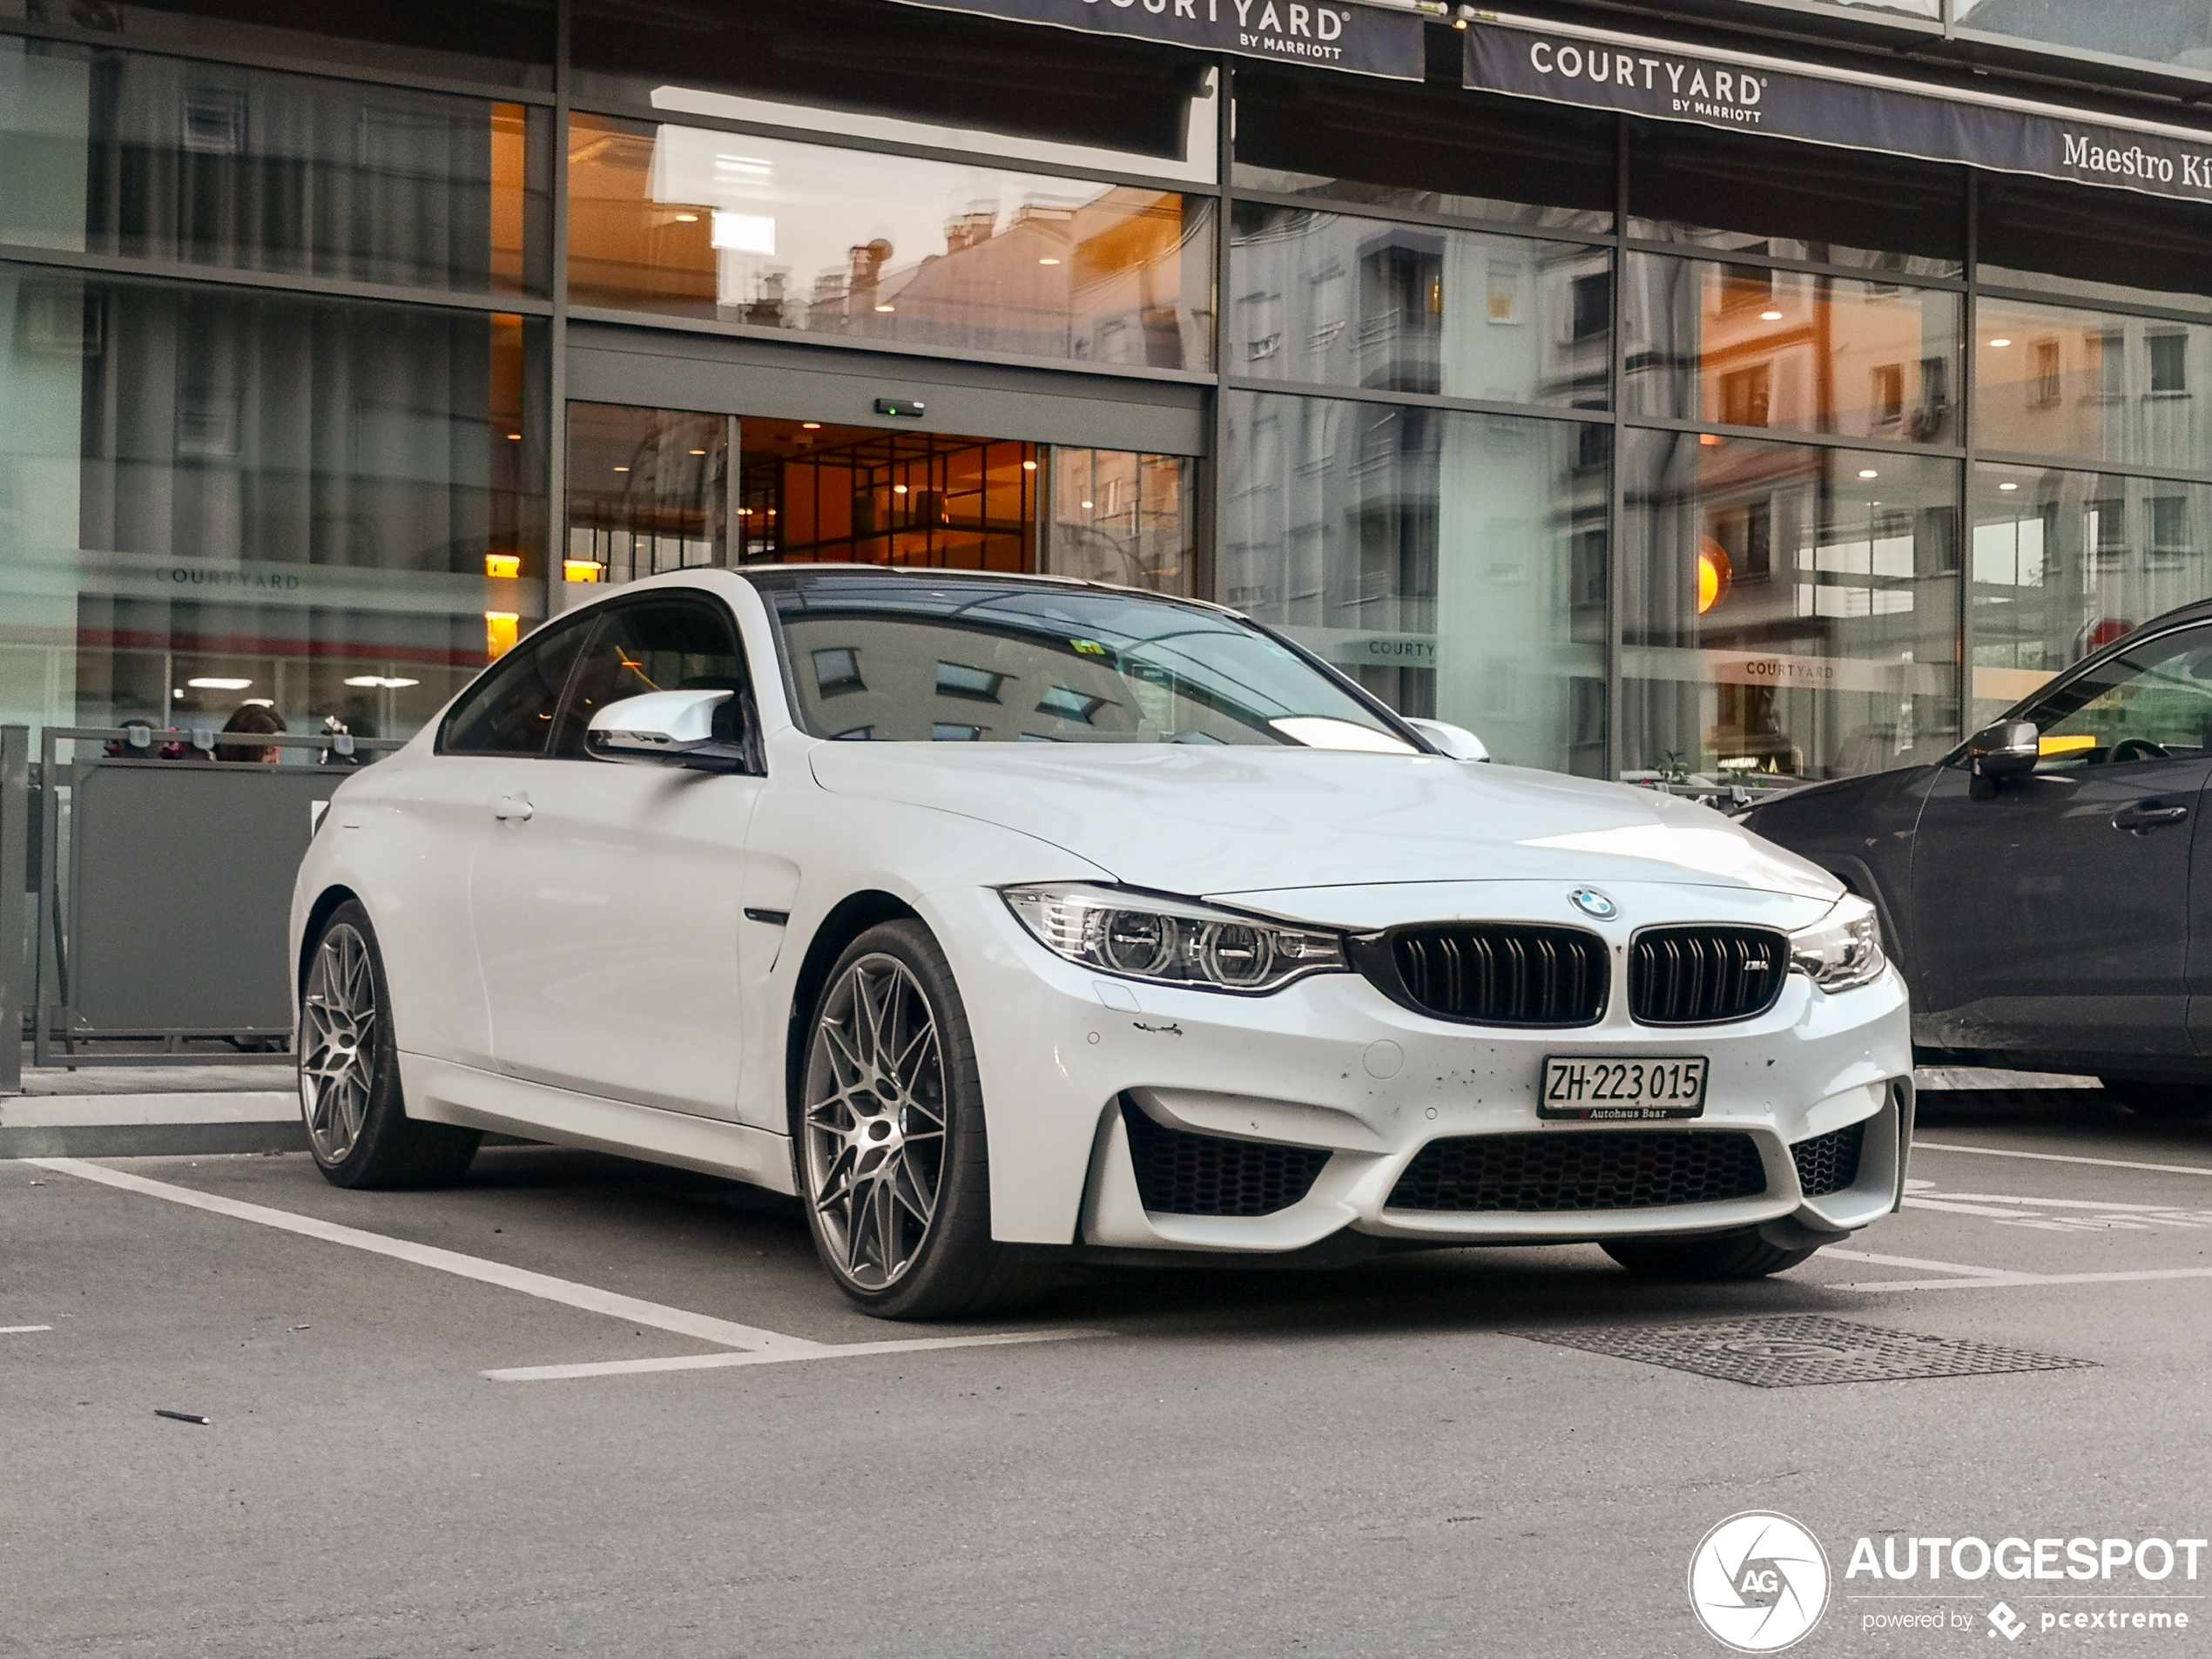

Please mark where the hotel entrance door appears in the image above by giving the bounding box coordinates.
[561,401,1196,612]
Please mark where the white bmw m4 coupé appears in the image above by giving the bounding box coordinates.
[293,566,1912,1318]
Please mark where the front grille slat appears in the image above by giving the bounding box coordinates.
[1121,1100,1331,1217]
[1791,1121,1867,1197]
[1630,926,1788,1026]
[1375,924,1608,1027]
[1388,1131,1769,1212]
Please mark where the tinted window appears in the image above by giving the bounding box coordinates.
[440,617,590,756]
[759,574,1414,750]
[2013,627,2212,772]
[550,597,750,759]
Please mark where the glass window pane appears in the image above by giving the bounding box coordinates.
[1622,430,1959,786]
[567,116,1215,371]
[573,0,1215,183]
[1979,175,2212,317]
[1221,390,1609,775]
[1624,254,1960,443]
[1956,0,2212,80]
[1231,204,1609,408]
[1043,450,1194,596]
[550,597,747,757]
[0,264,547,746]
[31,0,553,91]
[2007,626,2212,774]
[1972,461,2212,729]
[1627,120,1964,278]
[565,404,731,590]
[442,613,590,756]
[1232,69,1613,234]
[0,37,543,295]
[1974,299,2212,474]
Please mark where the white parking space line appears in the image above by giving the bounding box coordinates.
[31,1157,1108,1371]
[2,1324,52,1333]
[1822,1247,2021,1279]
[1842,1267,2212,1292]
[485,1330,1102,1382]
[1915,1142,2212,1177]
[1903,1197,2043,1218]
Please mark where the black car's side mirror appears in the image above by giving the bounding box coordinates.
[1968,719,2039,798]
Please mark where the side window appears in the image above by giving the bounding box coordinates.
[549,597,753,760]
[2016,626,2212,772]
[439,617,593,757]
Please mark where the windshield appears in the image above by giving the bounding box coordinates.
[752,571,1417,750]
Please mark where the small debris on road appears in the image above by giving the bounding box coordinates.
[290,1324,311,1332]
[153,1411,211,1426]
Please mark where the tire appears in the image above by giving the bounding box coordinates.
[2101,1078,2212,1121]
[1602,1228,1820,1281]
[299,900,481,1190]
[793,919,1054,1321]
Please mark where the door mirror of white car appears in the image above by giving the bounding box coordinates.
[1404,718,1490,762]
[585,690,752,773]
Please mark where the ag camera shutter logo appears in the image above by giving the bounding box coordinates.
[1689,1512,1831,1652]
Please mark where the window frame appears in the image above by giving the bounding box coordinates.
[543,590,764,772]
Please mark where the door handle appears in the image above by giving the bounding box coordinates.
[492,794,533,822]
[2113,801,2189,833]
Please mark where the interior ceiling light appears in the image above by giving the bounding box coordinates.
[1699,434,1724,447]
[1022,460,1037,471]
[506,432,522,441]
[1697,539,1733,615]
[1081,500,1094,509]
[185,677,253,690]
[893,484,908,494]
[613,464,630,472]
[674,212,699,223]
[1038,257,1061,266]
[343,675,420,689]
[1858,469,1879,479]
[1988,337,2013,347]
[690,448,706,455]
[801,421,823,429]
[874,304,896,313]
[1759,309,1783,320]
[2000,482,2020,490]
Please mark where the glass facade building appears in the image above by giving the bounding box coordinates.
[5,0,2212,788]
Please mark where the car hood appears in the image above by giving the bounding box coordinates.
[806,744,1844,904]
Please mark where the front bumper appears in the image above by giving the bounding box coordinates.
[929,882,1914,1251]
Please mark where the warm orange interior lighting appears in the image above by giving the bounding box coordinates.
[484,553,522,579]
[563,560,605,583]
[1699,433,1725,448]
[1696,540,1732,615]
[485,611,521,658]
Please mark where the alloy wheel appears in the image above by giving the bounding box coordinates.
[300,922,379,1163]
[803,954,950,1291]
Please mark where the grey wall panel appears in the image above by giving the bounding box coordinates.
[566,323,1211,457]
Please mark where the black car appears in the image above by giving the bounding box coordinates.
[1744,598,2212,1120]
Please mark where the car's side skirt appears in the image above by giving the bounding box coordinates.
[398,1052,799,1196]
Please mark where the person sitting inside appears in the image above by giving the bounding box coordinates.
[215,703,287,763]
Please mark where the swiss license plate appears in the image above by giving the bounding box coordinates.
[1540,1055,1709,1120]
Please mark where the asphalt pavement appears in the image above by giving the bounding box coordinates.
[6,1087,2210,1657]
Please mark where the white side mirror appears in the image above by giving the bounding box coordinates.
[585,690,751,773]
[1405,718,1490,762]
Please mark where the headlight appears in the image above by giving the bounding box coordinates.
[1788,894,1886,992]
[1000,882,1347,995]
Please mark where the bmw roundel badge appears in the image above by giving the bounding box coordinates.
[1568,887,1617,921]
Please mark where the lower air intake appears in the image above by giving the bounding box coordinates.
[1791,1121,1867,1198]
[1121,1099,1332,1217]
[1387,1130,1769,1212]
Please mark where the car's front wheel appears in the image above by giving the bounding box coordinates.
[300,900,481,1189]
[1601,1229,1819,1281]
[2101,1078,2212,1121]
[796,920,1052,1320]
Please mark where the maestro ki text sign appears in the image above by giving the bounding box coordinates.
[1464,14,2212,206]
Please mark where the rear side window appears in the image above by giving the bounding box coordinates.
[439,617,593,756]
[549,597,752,759]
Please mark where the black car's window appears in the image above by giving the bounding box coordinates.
[440,617,593,757]
[2013,625,2212,772]
[549,597,752,759]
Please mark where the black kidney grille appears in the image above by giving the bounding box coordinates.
[1791,1121,1867,1198]
[1387,1131,1769,1212]
[1121,1100,1332,1217]
[1630,927,1790,1025]
[1385,925,1608,1027]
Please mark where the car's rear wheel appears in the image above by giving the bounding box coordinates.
[1601,1229,1819,1281]
[2101,1077,2212,1121]
[300,900,481,1189]
[796,920,1052,1320]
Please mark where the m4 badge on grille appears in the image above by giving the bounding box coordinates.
[1568,887,1617,921]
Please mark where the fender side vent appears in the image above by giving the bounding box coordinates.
[1120,1099,1331,1217]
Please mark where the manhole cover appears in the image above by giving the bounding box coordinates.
[1515,1313,2095,1387]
